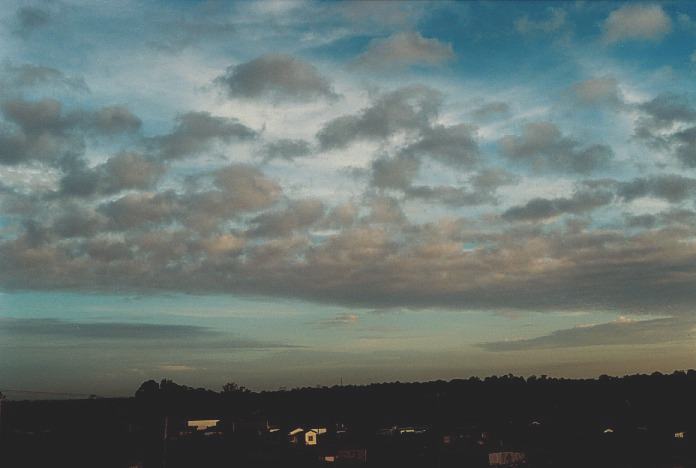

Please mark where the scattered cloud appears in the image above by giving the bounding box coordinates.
[14,6,50,37]
[479,316,696,351]
[471,102,510,120]
[353,31,454,69]
[215,54,338,102]
[602,4,672,44]
[149,111,256,160]
[317,85,441,150]
[499,122,613,174]
[571,77,623,108]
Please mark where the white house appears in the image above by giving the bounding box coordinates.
[187,419,219,431]
[305,429,318,445]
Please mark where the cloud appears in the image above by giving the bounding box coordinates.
[499,122,613,174]
[316,313,359,327]
[633,94,696,164]
[515,8,566,34]
[0,317,212,339]
[0,317,297,349]
[502,189,614,222]
[402,123,479,169]
[471,102,510,120]
[90,106,141,135]
[362,195,406,225]
[0,97,143,167]
[571,77,623,108]
[353,31,454,69]
[637,93,696,128]
[398,167,517,207]
[479,316,696,351]
[602,4,672,44]
[673,126,696,167]
[370,155,420,190]
[150,111,256,160]
[215,54,337,102]
[0,63,88,92]
[59,152,165,197]
[317,85,442,150]
[15,6,50,37]
[260,138,312,161]
[617,174,696,203]
[99,191,179,230]
[248,198,325,238]
[405,185,497,207]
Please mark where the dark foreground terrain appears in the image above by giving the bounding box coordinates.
[2,371,696,467]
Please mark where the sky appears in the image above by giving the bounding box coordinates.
[1,0,696,398]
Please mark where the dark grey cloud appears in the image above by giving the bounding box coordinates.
[402,123,479,168]
[624,213,657,229]
[502,189,614,222]
[499,122,613,174]
[0,63,88,92]
[617,174,696,203]
[0,317,297,350]
[15,6,50,36]
[92,164,281,232]
[362,195,406,225]
[150,111,256,160]
[317,85,442,150]
[470,168,519,192]
[215,54,337,102]
[51,208,105,239]
[323,202,358,229]
[405,185,496,206]
[5,212,696,316]
[402,169,517,207]
[353,31,454,70]
[261,138,312,161]
[0,317,211,339]
[632,94,696,166]
[90,106,141,135]
[370,155,420,190]
[638,93,696,128]
[59,152,165,197]
[248,199,325,238]
[0,98,143,167]
[99,191,179,230]
[674,126,696,167]
[479,316,695,351]
[0,98,83,166]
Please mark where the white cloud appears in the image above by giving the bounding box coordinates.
[602,4,672,44]
[353,31,454,70]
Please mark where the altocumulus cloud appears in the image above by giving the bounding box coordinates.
[215,54,338,102]
[353,31,454,69]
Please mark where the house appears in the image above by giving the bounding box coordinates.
[187,419,220,432]
[304,427,328,445]
[488,451,526,467]
[321,448,367,464]
[288,427,304,444]
[305,430,319,445]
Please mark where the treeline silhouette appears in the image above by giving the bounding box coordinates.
[3,370,696,467]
